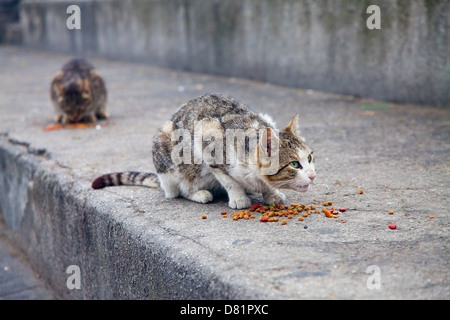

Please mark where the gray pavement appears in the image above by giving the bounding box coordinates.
[0,45,449,299]
[0,235,53,299]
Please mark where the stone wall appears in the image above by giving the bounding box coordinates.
[20,0,450,106]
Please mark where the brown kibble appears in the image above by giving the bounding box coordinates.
[388,210,394,215]
[281,220,287,225]
[287,214,292,219]
[359,188,364,194]
[429,216,435,219]
[223,214,228,218]
[298,217,304,221]
[221,211,227,215]
[323,208,333,218]
[315,210,320,214]
[310,204,316,210]
[302,213,308,217]
[201,215,207,219]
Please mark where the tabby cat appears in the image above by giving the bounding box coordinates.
[50,58,108,123]
[92,93,315,209]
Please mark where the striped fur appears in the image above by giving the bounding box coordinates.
[91,172,159,189]
[91,93,315,209]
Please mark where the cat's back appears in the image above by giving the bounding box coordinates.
[171,93,271,130]
[60,58,94,79]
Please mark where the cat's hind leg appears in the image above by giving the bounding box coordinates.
[185,190,214,204]
[158,173,180,199]
[159,173,214,203]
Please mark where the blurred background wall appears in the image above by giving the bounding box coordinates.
[8,0,450,106]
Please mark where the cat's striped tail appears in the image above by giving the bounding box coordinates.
[91,172,160,189]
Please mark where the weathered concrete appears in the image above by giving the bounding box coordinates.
[19,0,450,107]
[0,234,54,299]
[0,45,449,299]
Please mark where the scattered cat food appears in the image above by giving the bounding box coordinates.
[429,216,435,219]
[43,123,96,131]
[388,210,394,215]
[358,188,364,194]
[322,208,337,218]
[201,215,207,219]
[281,220,287,225]
[227,201,346,225]
[388,224,396,230]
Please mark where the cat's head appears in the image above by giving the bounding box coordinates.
[257,114,315,192]
[53,75,94,122]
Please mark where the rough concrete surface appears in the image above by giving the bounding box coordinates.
[0,45,449,299]
[0,234,54,299]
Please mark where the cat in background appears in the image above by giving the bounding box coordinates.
[50,58,108,124]
[92,93,315,209]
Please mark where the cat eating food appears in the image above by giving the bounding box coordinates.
[92,93,315,209]
[50,58,108,124]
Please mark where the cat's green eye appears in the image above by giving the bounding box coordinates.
[308,154,312,163]
[290,161,302,169]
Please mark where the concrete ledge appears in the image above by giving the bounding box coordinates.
[0,46,449,299]
[0,136,244,299]
[19,0,450,107]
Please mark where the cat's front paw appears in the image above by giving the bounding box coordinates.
[228,195,252,209]
[263,190,286,205]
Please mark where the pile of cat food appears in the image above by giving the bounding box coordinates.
[218,201,347,226]
[42,123,102,131]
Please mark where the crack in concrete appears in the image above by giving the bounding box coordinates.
[2,133,50,160]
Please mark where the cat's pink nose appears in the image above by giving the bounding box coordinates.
[309,174,316,181]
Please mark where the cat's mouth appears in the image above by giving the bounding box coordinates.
[293,184,310,192]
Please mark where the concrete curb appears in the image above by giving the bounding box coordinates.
[0,136,246,299]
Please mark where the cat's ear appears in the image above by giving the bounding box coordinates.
[258,127,280,159]
[51,72,64,94]
[282,114,300,136]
